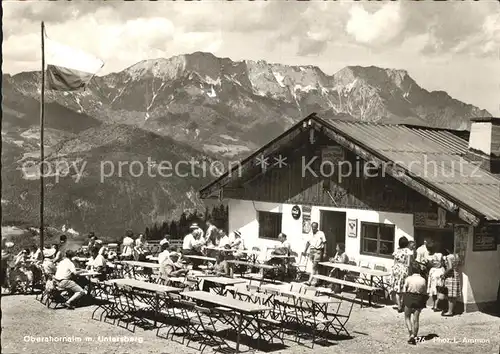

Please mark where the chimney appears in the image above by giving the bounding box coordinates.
[465,117,500,173]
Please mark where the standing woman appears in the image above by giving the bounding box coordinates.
[442,251,461,317]
[426,245,445,311]
[390,236,414,312]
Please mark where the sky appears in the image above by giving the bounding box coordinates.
[2,0,499,115]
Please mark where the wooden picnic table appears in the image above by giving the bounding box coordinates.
[189,270,219,277]
[108,278,181,326]
[79,270,101,277]
[205,246,232,252]
[260,284,347,341]
[319,262,390,303]
[117,260,161,281]
[318,262,391,277]
[108,278,179,293]
[205,246,258,261]
[226,260,279,286]
[202,276,247,294]
[119,260,161,268]
[77,270,102,294]
[260,284,339,318]
[181,291,271,352]
[312,274,381,306]
[226,260,275,269]
[182,255,217,262]
[267,254,295,259]
[260,284,339,305]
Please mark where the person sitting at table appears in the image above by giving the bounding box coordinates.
[265,233,292,280]
[158,242,170,265]
[229,230,245,258]
[212,230,233,273]
[328,243,350,293]
[229,230,243,249]
[89,247,107,269]
[159,234,170,247]
[134,234,147,261]
[160,249,189,281]
[29,245,43,263]
[272,233,291,256]
[218,230,230,248]
[54,250,87,310]
[121,230,135,260]
[87,247,108,281]
[182,224,205,270]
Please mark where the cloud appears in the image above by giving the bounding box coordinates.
[262,1,351,57]
[346,3,404,46]
[2,0,499,75]
[343,1,499,58]
[297,39,328,57]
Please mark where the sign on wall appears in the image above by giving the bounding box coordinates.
[454,225,470,265]
[347,218,357,238]
[473,225,498,252]
[291,205,301,220]
[302,205,312,234]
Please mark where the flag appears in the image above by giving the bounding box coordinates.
[45,34,103,91]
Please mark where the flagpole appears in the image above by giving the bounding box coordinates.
[39,21,45,252]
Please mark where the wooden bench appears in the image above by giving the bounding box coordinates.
[312,274,381,307]
[227,261,279,285]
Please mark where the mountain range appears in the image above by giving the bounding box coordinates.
[1,51,492,239]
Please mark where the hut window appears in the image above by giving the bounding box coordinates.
[360,222,395,258]
[258,211,282,240]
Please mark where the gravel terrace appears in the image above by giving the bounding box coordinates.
[1,294,499,354]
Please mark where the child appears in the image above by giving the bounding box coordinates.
[403,262,428,345]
